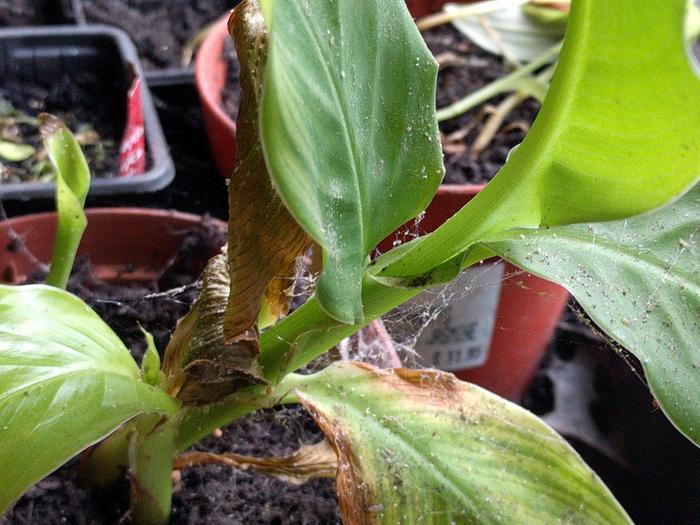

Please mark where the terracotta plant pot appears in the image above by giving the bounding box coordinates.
[196,10,568,401]
[0,208,225,286]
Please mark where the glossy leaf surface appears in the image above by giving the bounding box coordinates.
[380,0,700,282]
[0,285,177,512]
[259,0,444,323]
[482,183,700,445]
[290,362,631,524]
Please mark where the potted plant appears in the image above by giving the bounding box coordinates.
[195,2,569,400]
[0,208,225,287]
[1,0,698,523]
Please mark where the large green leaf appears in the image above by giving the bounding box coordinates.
[259,0,700,384]
[0,285,178,512]
[481,183,700,446]
[286,362,631,524]
[379,0,700,283]
[259,0,444,324]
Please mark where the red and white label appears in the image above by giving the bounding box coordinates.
[118,77,146,177]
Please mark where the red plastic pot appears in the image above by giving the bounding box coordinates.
[196,10,568,401]
[196,15,236,178]
[0,209,225,286]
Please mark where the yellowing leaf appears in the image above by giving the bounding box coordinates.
[289,362,631,524]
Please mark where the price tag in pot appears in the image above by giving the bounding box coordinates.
[409,263,504,371]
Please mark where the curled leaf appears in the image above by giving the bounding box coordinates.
[41,114,90,290]
[163,251,266,404]
[223,0,310,347]
[139,326,162,387]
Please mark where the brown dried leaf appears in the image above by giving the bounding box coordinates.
[163,251,266,404]
[224,0,310,345]
[174,439,337,485]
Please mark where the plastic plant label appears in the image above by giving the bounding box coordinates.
[410,262,504,371]
[119,77,146,177]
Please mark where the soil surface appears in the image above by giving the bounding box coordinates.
[1,82,230,221]
[0,75,121,184]
[424,25,541,185]
[0,0,54,26]
[82,0,238,71]
[1,226,340,525]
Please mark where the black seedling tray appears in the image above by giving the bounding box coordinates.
[68,0,237,87]
[0,25,175,200]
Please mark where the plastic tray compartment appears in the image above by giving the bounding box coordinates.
[0,25,175,200]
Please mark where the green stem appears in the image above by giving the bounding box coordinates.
[436,44,561,122]
[129,414,179,525]
[45,216,85,289]
[177,162,542,450]
[259,275,415,382]
[178,136,549,453]
[80,423,133,489]
[176,376,302,452]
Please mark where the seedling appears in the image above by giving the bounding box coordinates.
[0,0,698,523]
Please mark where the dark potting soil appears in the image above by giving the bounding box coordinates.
[222,38,241,123]
[2,225,339,525]
[425,25,541,185]
[82,0,238,71]
[0,74,121,184]
[0,0,54,26]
